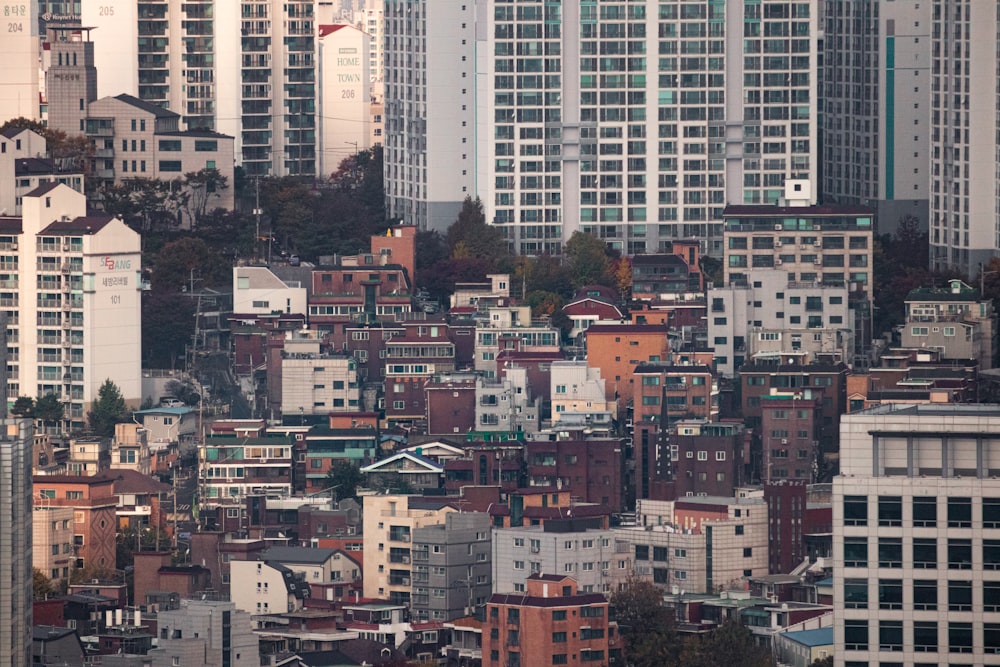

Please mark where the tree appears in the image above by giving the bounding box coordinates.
[613,256,633,301]
[564,231,615,289]
[141,290,195,368]
[611,577,681,667]
[33,568,54,600]
[181,168,229,223]
[809,658,833,667]
[151,237,230,292]
[679,619,774,667]
[324,460,363,502]
[445,196,509,264]
[88,379,129,437]
[35,393,64,427]
[164,379,201,406]
[10,396,34,417]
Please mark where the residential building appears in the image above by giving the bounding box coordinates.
[451,275,511,310]
[232,266,308,317]
[549,361,615,424]
[383,0,476,232]
[85,95,235,217]
[133,551,212,610]
[33,505,75,587]
[484,575,617,667]
[45,25,98,135]
[614,496,769,594]
[280,329,360,416]
[362,494,456,605]
[360,451,443,493]
[561,286,624,341]
[631,251,704,299]
[491,519,628,596]
[109,423,150,476]
[760,392,821,483]
[822,1,930,234]
[33,473,117,573]
[307,250,413,329]
[230,560,309,619]
[145,599,257,667]
[16,183,142,429]
[443,616,482,667]
[317,24,372,176]
[199,433,295,514]
[384,324,456,427]
[902,279,996,370]
[833,404,1000,664]
[64,436,110,476]
[0,0,38,122]
[633,363,718,424]
[660,420,750,501]
[411,512,492,623]
[524,436,624,512]
[765,480,809,575]
[475,369,540,436]
[773,626,833,667]
[584,323,669,414]
[474,309,559,380]
[31,627,85,667]
[708,269,854,377]
[722,203,875,361]
[474,1,818,256]
[302,426,378,493]
[425,375,477,436]
[927,1,997,273]
[133,407,196,448]
[10,156,86,217]
[0,419,33,667]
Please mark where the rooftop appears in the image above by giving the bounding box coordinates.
[263,546,338,565]
[113,93,178,119]
[723,204,875,217]
[780,627,833,648]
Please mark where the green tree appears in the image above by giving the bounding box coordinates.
[679,619,774,667]
[611,577,681,667]
[181,168,229,223]
[324,460,363,502]
[141,290,195,368]
[164,379,201,406]
[10,396,34,417]
[33,568,54,600]
[35,393,64,428]
[445,196,509,264]
[809,658,833,667]
[88,379,129,437]
[152,236,229,292]
[564,231,615,289]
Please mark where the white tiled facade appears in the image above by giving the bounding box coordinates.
[834,405,1000,666]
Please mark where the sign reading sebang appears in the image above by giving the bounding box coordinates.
[104,257,131,271]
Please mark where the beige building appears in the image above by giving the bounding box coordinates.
[110,423,151,476]
[230,560,306,620]
[317,24,372,176]
[32,506,75,587]
[233,266,307,316]
[902,279,996,370]
[65,437,110,476]
[280,330,360,416]
[549,361,615,423]
[362,494,455,605]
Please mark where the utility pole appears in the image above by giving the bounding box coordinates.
[253,177,263,263]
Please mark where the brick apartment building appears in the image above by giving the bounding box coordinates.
[34,474,118,572]
[584,323,669,415]
[484,575,618,667]
[523,437,624,512]
[759,392,821,483]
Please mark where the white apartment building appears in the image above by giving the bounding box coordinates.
[230,560,307,620]
[491,525,631,596]
[354,7,384,82]
[475,368,540,435]
[549,360,615,423]
[708,269,853,377]
[834,404,1000,665]
[383,0,477,232]
[474,308,559,379]
[81,0,316,177]
[317,24,372,176]
[280,329,360,416]
[0,1,40,122]
[928,1,997,274]
[822,0,930,233]
[145,599,257,667]
[233,266,307,316]
[11,183,141,430]
[466,0,819,255]
[0,419,33,667]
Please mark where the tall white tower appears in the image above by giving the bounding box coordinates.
[0,418,33,667]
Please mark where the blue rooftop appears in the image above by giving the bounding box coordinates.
[815,577,833,587]
[781,627,833,648]
[135,407,194,416]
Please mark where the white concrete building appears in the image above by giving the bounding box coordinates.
[0,1,40,122]
[833,404,1000,665]
[708,269,853,377]
[280,329,359,416]
[549,361,615,424]
[317,24,372,176]
[383,0,476,232]
[145,599,257,667]
[0,419,33,667]
[233,266,307,316]
[475,368,540,435]
[13,183,141,430]
[230,560,307,620]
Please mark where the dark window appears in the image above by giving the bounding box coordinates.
[985,540,1000,570]
[948,497,972,528]
[913,580,937,610]
[987,582,1000,612]
[986,624,1000,655]
[552,610,566,621]
[877,496,902,526]
[878,537,902,568]
[159,160,182,172]
[913,538,937,569]
[985,497,1000,528]
[948,538,972,569]
[844,537,867,567]
[844,620,868,651]
[913,621,938,652]
[949,622,973,653]
[634,545,649,561]
[843,579,867,609]
[879,620,903,652]
[551,632,566,643]
[912,496,936,527]
[948,580,973,611]
[843,495,867,526]
[195,140,218,152]
[158,139,181,151]
[653,547,668,561]
[878,579,902,610]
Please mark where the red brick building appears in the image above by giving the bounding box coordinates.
[133,552,211,606]
[765,480,808,575]
[369,226,417,285]
[484,575,618,667]
[34,474,118,572]
[425,377,477,436]
[524,437,624,512]
[759,392,821,483]
[384,322,457,426]
[443,443,522,495]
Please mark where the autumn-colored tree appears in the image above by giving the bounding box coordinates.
[611,577,681,667]
[613,256,633,300]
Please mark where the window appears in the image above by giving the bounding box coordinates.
[194,140,218,152]
[552,610,566,621]
[877,496,902,526]
[948,538,972,569]
[878,538,902,568]
[158,160,182,172]
[552,655,568,665]
[913,538,937,569]
[843,537,867,567]
[986,581,1000,611]
[844,620,868,651]
[552,632,567,643]
[913,496,936,526]
[913,579,937,610]
[949,622,973,654]
[715,451,726,461]
[843,496,867,526]
[985,624,1000,655]
[913,621,938,652]
[948,497,972,527]
[948,580,972,611]
[634,545,649,561]
[878,579,902,609]
[985,498,1000,528]
[158,140,181,151]
[879,620,903,652]
[844,579,867,609]
[985,540,1000,570]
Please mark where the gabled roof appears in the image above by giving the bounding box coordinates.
[112,469,169,495]
[23,181,64,198]
[360,451,443,474]
[135,407,194,416]
[38,215,116,235]
[0,218,22,233]
[398,441,466,459]
[780,627,833,648]
[263,546,338,565]
[113,93,178,119]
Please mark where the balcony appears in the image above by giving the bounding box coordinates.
[388,575,410,587]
